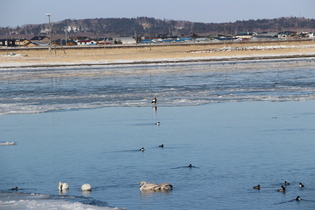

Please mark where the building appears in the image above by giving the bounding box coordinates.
[51,39,77,46]
[0,39,17,46]
[71,36,91,42]
[278,31,298,39]
[299,32,314,39]
[250,32,278,41]
[105,37,137,45]
[76,40,97,45]
[15,39,31,46]
[30,36,50,42]
[235,32,257,39]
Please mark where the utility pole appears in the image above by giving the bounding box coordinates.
[148,28,151,51]
[45,13,51,52]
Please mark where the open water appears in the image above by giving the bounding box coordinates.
[1,58,315,209]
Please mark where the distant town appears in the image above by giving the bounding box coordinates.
[1,30,314,48]
[1,16,315,48]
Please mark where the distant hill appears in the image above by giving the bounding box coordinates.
[1,16,315,39]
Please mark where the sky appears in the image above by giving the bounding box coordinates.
[1,0,315,27]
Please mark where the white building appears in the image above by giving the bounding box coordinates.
[105,37,137,45]
[76,40,97,45]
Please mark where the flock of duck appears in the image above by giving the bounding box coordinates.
[8,97,181,195]
[253,181,305,201]
[138,97,174,192]
[138,98,199,191]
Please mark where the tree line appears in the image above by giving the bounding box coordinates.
[1,16,314,39]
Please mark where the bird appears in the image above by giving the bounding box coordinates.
[277,186,285,192]
[253,185,260,190]
[159,144,164,148]
[151,97,157,104]
[58,182,69,191]
[299,182,304,188]
[284,181,290,185]
[10,187,18,191]
[155,122,160,125]
[296,196,301,201]
[153,183,173,191]
[140,147,145,151]
[81,184,92,191]
[139,181,158,191]
[188,164,193,168]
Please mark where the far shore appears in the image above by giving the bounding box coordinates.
[1,40,315,69]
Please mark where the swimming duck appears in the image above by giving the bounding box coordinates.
[140,147,145,151]
[159,144,164,148]
[155,122,160,125]
[284,181,290,185]
[151,97,157,104]
[10,187,18,191]
[299,182,304,188]
[277,185,285,192]
[295,196,301,201]
[253,185,260,189]
[188,164,193,168]
[81,184,92,191]
[139,181,158,191]
[58,182,69,191]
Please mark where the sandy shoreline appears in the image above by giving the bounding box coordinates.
[1,40,315,68]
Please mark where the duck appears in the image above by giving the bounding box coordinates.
[284,181,290,185]
[10,187,18,191]
[81,184,92,191]
[253,185,260,190]
[277,185,285,192]
[299,182,304,188]
[151,97,157,104]
[153,183,173,191]
[159,144,164,148]
[58,182,69,191]
[155,122,160,125]
[295,196,301,201]
[140,147,145,152]
[139,181,158,191]
[188,164,193,168]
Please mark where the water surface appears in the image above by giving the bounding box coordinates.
[1,59,315,209]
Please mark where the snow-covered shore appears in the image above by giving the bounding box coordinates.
[1,44,315,69]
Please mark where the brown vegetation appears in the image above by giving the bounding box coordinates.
[1,40,315,68]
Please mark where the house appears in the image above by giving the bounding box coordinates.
[51,39,77,46]
[139,39,155,44]
[25,42,39,47]
[216,37,235,41]
[0,39,17,46]
[76,40,97,45]
[235,32,257,39]
[31,41,49,47]
[195,37,209,42]
[71,36,91,42]
[176,38,194,43]
[15,39,31,46]
[30,36,50,42]
[97,38,112,45]
[278,31,298,40]
[299,32,314,39]
[104,37,137,45]
[250,32,278,41]
[162,39,175,43]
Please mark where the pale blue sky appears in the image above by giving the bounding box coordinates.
[1,0,315,27]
